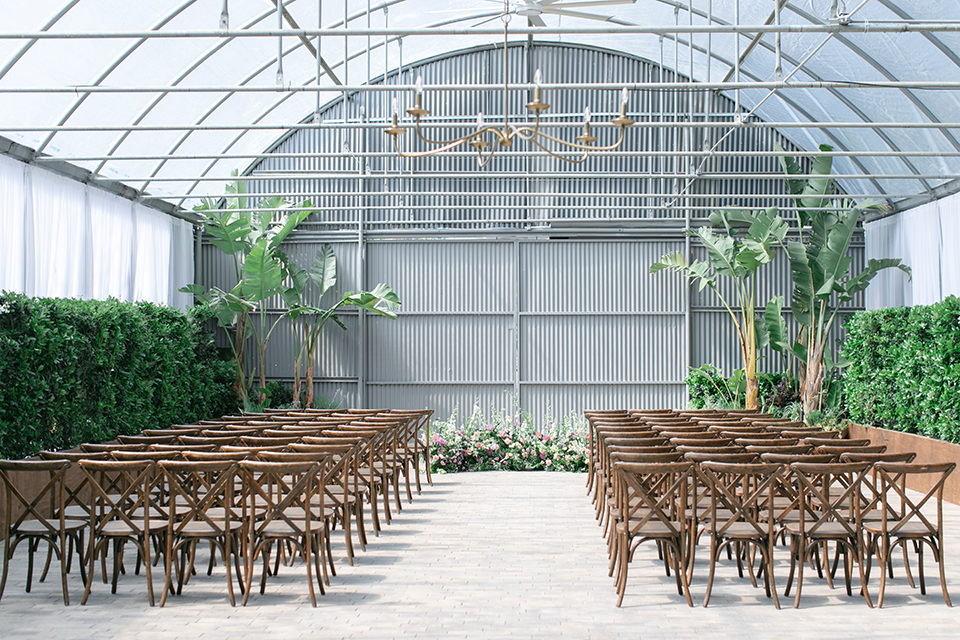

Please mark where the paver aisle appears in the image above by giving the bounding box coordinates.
[2,471,959,638]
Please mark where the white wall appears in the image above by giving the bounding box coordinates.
[865,190,960,309]
[0,154,193,309]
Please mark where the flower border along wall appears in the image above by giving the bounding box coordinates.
[430,404,588,473]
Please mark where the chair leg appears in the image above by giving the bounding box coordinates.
[703,537,719,608]
[615,534,629,607]
[935,541,952,606]
[793,541,807,609]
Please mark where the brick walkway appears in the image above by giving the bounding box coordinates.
[1,471,958,638]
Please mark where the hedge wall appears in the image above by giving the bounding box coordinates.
[0,292,236,458]
[843,295,960,443]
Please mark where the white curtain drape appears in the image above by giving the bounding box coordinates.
[0,155,26,292]
[865,190,960,309]
[0,154,193,309]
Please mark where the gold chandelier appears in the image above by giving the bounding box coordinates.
[384,11,634,166]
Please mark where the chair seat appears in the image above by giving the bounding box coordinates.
[862,520,937,538]
[784,521,856,538]
[101,518,169,535]
[703,521,768,539]
[13,517,87,535]
[619,519,684,538]
[176,520,244,536]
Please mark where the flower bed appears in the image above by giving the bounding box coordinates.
[430,404,588,473]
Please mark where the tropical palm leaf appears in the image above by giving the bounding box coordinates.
[241,239,285,302]
[309,244,339,299]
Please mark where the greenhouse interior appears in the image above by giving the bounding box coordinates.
[2,0,960,632]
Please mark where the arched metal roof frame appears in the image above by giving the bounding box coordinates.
[3,1,960,215]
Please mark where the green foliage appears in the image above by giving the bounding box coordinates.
[0,292,236,459]
[651,207,788,409]
[843,297,960,443]
[769,142,910,417]
[685,364,800,413]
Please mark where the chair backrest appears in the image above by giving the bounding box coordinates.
[117,434,177,446]
[180,434,238,447]
[683,452,759,464]
[150,443,217,453]
[804,436,868,447]
[745,444,813,455]
[675,445,744,455]
[158,460,240,537]
[614,461,693,536]
[759,453,836,464]
[239,460,323,537]
[789,462,873,537]
[39,450,110,462]
[839,451,917,463]
[81,442,145,453]
[609,451,684,463]
[111,450,183,462]
[182,450,252,462]
[78,459,163,536]
[816,444,887,456]
[873,462,956,537]
[698,462,782,538]
[0,459,70,536]
[737,437,799,447]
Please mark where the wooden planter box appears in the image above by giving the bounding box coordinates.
[847,423,960,505]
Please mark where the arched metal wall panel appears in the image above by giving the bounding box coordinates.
[200,42,865,422]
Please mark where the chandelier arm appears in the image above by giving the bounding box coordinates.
[531,126,629,153]
[392,130,487,158]
[476,142,497,167]
[412,118,470,146]
[524,134,589,164]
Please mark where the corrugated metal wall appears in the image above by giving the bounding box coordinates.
[199,43,864,422]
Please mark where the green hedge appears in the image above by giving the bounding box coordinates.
[0,292,236,458]
[843,296,960,443]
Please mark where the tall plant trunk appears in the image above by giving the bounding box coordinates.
[291,322,303,409]
[257,340,267,404]
[802,344,825,419]
[233,312,248,404]
[305,330,315,408]
[743,303,759,410]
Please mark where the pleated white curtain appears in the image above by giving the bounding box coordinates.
[0,153,193,309]
[865,190,960,309]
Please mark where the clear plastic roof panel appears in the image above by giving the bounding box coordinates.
[2,0,960,210]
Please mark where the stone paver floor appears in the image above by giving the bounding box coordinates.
[1,471,959,638]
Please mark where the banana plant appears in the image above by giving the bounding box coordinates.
[765,143,911,417]
[287,244,401,408]
[651,207,788,409]
[182,173,313,409]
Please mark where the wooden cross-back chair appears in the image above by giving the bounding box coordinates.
[698,461,782,608]
[612,461,694,607]
[157,460,244,606]
[239,459,326,607]
[783,462,874,608]
[78,459,167,606]
[0,459,86,606]
[863,462,956,607]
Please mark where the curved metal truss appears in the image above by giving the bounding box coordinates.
[2,1,960,220]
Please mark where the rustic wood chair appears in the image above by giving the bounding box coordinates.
[157,460,243,606]
[863,462,955,607]
[239,459,326,607]
[78,459,167,606]
[612,461,694,607]
[783,462,874,608]
[0,459,86,605]
[698,462,782,608]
